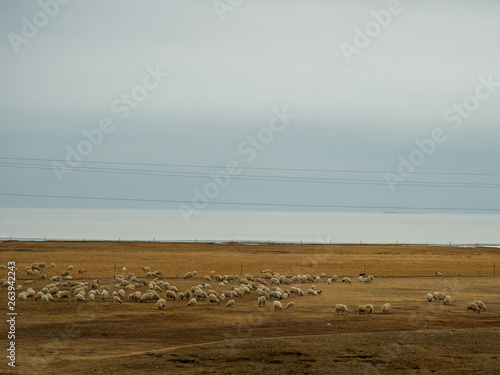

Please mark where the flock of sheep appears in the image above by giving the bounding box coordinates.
[0,263,488,316]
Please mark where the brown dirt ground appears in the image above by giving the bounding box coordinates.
[0,241,499,374]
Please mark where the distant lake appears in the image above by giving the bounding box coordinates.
[0,208,499,245]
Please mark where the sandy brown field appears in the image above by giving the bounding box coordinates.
[1,241,499,374]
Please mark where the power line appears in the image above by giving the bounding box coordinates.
[1,161,500,189]
[0,193,499,211]
[1,156,500,177]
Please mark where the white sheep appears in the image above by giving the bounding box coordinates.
[426,293,434,302]
[101,290,109,301]
[157,298,166,310]
[207,294,220,305]
[78,268,86,274]
[435,272,443,277]
[113,296,122,304]
[435,294,446,303]
[286,302,295,309]
[331,275,338,282]
[274,301,283,310]
[128,291,142,302]
[165,290,176,300]
[473,300,486,312]
[18,292,27,301]
[226,299,235,308]
[50,263,56,268]
[364,304,373,314]
[381,303,391,314]
[56,291,71,301]
[75,294,85,302]
[443,295,452,305]
[89,294,95,302]
[342,277,352,284]
[335,304,348,315]
[41,295,49,304]
[466,302,480,313]
[67,265,73,270]
[142,266,150,272]
[122,267,126,272]
[258,295,266,308]
[188,298,197,307]
[327,278,332,284]
[357,305,366,314]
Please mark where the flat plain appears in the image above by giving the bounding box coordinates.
[0,241,499,374]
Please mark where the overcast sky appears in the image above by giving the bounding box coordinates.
[1,0,499,214]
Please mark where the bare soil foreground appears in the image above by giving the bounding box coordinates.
[1,241,499,375]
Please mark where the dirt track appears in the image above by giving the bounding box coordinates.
[0,241,499,374]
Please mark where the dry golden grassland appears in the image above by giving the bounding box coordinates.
[0,241,499,374]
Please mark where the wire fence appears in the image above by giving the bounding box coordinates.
[0,237,499,247]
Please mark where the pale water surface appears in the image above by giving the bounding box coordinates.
[0,208,499,245]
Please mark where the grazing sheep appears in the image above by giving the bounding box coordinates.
[0,265,6,270]
[18,292,28,301]
[466,302,481,313]
[41,295,49,304]
[436,294,446,303]
[342,277,352,284]
[335,304,349,316]
[435,272,443,277]
[443,295,452,305]
[169,286,179,293]
[45,293,54,301]
[473,300,486,312]
[207,294,220,305]
[274,301,283,310]
[113,296,122,304]
[140,292,156,303]
[67,265,73,270]
[286,302,295,309]
[364,304,374,314]
[56,291,70,301]
[128,291,142,302]
[156,298,166,310]
[188,298,197,307]
[89,294,95,302]
[258,295,266,308]
[357,305,366,314]
[327,278,332,284]
[50,276,61,282]
[142,267,150,272]
[226,299,235,308]
[184,272,193,279]
[331,275,338,282]
[101,290,109,301]
[426,293,434,302]
[381,303,391,314]
[35,291,44,301]
[122,267,126,272]
[50,263,56,268]
[78,268,86,274]
[75,294,85,302]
